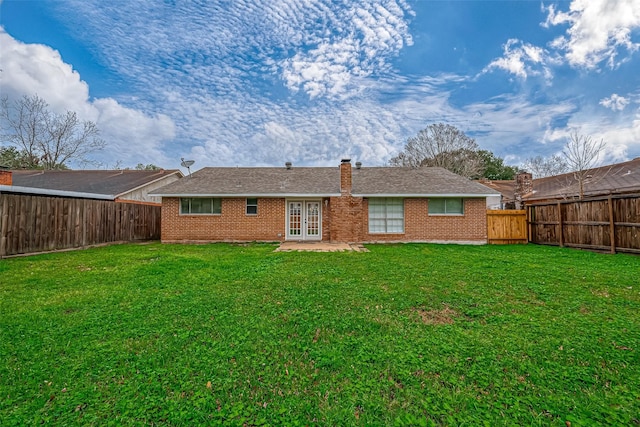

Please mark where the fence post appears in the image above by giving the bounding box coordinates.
[557,202,564,247]
[0,194,8,257]
[608,196,616,254]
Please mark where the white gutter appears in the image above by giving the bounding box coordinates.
[149,192,498,198]
[148,192,342,198]
[0,185,114,200]
[353,193,500,198]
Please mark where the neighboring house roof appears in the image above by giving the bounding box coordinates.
[475,180,516,201]
[526,158,640,201]
[2,169,183,200]
[150,165,499,197]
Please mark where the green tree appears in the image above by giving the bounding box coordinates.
[477,150,519,180]
[1,146,33,168]
[133,163,162,170]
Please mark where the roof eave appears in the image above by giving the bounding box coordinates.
[0,185,114,200]
[149,192,342,198]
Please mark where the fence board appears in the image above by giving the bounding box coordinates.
[528,194,640,254]
[487,210,527,244]
[0,193,161,257]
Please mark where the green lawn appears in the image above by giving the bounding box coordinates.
[1,243,639,426]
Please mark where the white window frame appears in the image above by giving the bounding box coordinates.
[428,198,464,215]
[368,198,404,234]
[179,198,221,215]
[246,198,258,215]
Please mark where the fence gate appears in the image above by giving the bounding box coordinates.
[486,210,527,244]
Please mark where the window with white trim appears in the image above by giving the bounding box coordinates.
[246,198,258,215]
[180,198,221,214]
[368,198,404,233]
[429,198,464,215]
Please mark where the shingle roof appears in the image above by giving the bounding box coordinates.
[151,167,341,196]
[151,165,499,197]
[10,169,182,198]
[476,180,516,201]
[352,167,498,196]
[525,158,640,201]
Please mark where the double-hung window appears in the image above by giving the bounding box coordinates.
[429,198,464,215]
[246,198,258,215]
[180,198,221,215]
[368,198,404,233]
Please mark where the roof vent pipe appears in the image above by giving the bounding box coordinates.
[355,162,362,169]
[285,162,292,169]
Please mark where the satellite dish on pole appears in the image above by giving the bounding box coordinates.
[180,158,195,177]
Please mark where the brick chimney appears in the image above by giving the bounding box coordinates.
[340,159,352,194]
[514,172,532,206]
[0,170,12,186]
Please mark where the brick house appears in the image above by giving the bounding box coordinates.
[151,159,499,244]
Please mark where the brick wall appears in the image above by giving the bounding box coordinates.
[326,197,487,243]
[161,197,286,242]
[328,194,363,242]
[162,196,487,243]
[340,160,352,194]
[0,170,12,186]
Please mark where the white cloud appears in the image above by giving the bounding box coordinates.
[541,106,640,163]
[0,29,176,168]
[543,0,640,69]
[277,2,413,99]
[599,94,630,111]
[484,39,554,79]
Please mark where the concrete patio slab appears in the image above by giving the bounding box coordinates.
[275,241,369,252]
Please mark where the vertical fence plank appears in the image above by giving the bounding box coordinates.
[528,194,640,254]
[0,194,161,256]
[486,210,527,244]
[557,202,564,248]
[0,195,8,257]
[608,196,616,254]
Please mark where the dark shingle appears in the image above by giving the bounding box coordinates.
[353,167,499,195]
[11,170,181,197]
[152,165,498,196]
[151,167,341,196]
[526,158,640,200]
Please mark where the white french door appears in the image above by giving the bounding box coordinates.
[287,200,322,240]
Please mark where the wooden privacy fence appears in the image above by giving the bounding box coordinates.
[487,210,527,244]
[528,194,640,254]
[0,193,161,257]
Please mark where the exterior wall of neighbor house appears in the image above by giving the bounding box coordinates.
[118,174,182,205]
[161,197,286,242]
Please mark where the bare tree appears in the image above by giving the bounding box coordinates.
[389,123,482,178]
[563,131,606,199]
[0,94,105,169]
[521,154,569,178]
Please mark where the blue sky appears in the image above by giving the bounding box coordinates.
[1,0,639,171]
